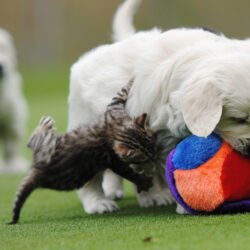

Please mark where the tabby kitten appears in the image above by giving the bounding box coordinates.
[9,81,156,224]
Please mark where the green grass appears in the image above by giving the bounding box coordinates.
[21,66,70,159]
[0,68,249,250]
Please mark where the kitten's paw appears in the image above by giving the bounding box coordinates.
[39,116,54,130]
[137,187,174,208]
[136,175,153,193]
[84,198,119,214]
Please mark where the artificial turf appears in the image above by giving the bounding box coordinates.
[0,68,249,250]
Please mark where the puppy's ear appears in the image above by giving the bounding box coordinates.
[181,78,222,137]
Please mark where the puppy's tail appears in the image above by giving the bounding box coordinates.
[8,174,37,225]
[112,0,142,42]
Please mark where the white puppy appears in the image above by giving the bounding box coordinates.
[0,29,28,173]
[68,0,250,214]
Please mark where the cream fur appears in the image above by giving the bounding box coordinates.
[68,0,250,213]
[112,0,142,42]
[0,29,28,173]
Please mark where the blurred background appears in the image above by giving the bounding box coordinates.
[1,0,250,67]
[1,0,250,158]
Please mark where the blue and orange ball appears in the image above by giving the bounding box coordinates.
[166,134,250,214]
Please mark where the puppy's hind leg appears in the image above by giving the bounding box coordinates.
[78,172,119,214]
[103,169,124,200]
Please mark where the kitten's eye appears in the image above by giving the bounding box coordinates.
[114,143,130,156]
[231,117,247,124]
[145,128,154,137]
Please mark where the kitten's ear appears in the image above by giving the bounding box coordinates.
[135,113,148,128]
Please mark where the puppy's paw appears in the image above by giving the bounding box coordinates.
[84,198,119,214]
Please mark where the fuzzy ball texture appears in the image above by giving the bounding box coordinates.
[166,134,250,214]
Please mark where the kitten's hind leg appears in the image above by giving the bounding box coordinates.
[28,116,54,150]
[106,79,133,110]
[28,116,57,163]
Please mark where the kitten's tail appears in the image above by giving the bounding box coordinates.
[8,174,37,225]
[112,0,142,42]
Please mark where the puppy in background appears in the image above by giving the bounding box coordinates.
[0,28,28,173]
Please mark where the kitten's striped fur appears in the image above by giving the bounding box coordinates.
[9,81,156,224]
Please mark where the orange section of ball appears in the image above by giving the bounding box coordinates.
[174,143,232,212]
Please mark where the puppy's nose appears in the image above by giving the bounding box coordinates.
[0,64,4,79]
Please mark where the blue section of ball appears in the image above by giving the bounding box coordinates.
[173,133,222,170]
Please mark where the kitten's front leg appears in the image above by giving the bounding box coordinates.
[136,164,175,207]
[110,163,153,193]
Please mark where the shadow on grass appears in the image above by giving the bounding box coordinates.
[18,201,243,226]
[3,184,244,226]
[13,197,182,225]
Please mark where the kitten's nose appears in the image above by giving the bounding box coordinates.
[246,145,250,157]
[0,64,4,80]
[150,148,159,161]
